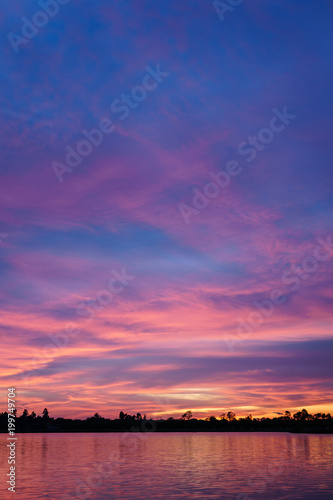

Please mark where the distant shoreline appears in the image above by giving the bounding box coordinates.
[2,409,332,434]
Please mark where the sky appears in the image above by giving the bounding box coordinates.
[0,0,333,419]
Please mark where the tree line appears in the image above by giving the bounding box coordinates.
[0,408,332,433]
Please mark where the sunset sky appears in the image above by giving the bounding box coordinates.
[1,0,333,419]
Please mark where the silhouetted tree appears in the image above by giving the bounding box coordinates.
[42,408,49,420]
[227,411,236,421]
[294,408,311,421]
[22,409,28,418]
[301,408,310,420]
[182,410,193,420]
[119,411,125,420]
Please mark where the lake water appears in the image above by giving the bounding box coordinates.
[1,432,333,499]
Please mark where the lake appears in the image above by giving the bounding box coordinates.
[1,432,333,499]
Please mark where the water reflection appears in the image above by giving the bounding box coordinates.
[0,432,332,499]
